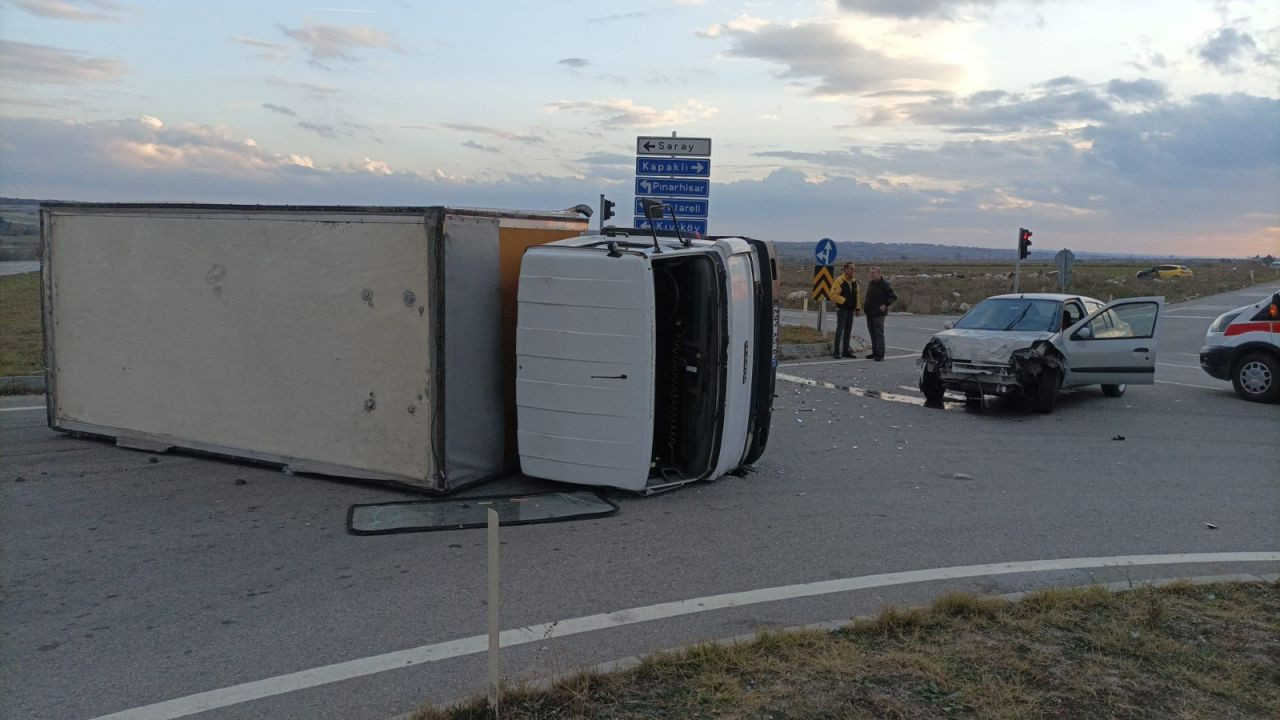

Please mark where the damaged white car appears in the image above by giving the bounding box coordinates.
[919,293,1164,413]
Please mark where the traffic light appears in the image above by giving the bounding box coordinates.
[601,196,616,222]
[1018,228,1033,260]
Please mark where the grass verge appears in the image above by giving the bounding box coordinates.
[0,271,42,377]
[413,580,1279,720]
[779,324,831,345]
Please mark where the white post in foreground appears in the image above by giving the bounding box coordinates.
[487,508,500,714]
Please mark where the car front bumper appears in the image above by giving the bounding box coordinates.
[1199,345,1232,381]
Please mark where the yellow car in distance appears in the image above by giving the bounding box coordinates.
[1136,264,1194,279]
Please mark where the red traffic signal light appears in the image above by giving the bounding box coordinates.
[1018,228,1033,259]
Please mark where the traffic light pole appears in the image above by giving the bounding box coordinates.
[1014,232,1021,293]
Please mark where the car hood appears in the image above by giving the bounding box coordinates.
[932,329,1055,364]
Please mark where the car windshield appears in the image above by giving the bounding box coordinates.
[954,298,1063,332]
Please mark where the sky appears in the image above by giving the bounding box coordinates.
[0,0,1277,256]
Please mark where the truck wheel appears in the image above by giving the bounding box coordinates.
[1101,384,1126,397]
[920,370,945,405]
[1033,368,1060,414]
[1232,352,1280,403]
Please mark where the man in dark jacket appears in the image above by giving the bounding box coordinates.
[832,262,861,359]
[863,267,897,361]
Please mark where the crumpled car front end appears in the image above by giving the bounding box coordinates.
[920,331,1058,396]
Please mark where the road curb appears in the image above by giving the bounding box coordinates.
[0,374,44,395]
[779,337,868,361]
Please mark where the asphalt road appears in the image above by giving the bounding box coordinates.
[3,284,1278,720]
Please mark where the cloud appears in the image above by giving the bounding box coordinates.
[278,22,399,62]
[588,11,648,25]
[296,121,337,138]
[705,20,957,95]
[872,85,1115,131]
[0,40,127,85]
[462,140,500,153]
[557,57,589,69]
[545,97,719,128]
[266,77,340,96]
[261,103,298,116]
[1,93,1275,257]
[1106,78,1166,103]
[834,0,1000,19]
[1196,27,1273,73]
[426,122,545,145]
[7,0,125,21]
[232,35,289,50]
[575,152,632,166]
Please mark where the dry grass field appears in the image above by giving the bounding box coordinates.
[780,261,1280,315]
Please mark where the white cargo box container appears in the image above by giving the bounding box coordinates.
[39,203,588,492]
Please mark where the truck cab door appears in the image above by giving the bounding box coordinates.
[515,247,655,492]
[1057,297,1163,387]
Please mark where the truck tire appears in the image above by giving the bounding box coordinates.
[1033,367,1060,414]
[920,370,945,405]
[1101,383,1126,397]
[1231,352,1280,403]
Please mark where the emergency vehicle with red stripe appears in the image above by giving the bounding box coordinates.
[1200,291,1280,402]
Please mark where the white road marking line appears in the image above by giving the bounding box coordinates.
[1158,362,1202,370]
[1161,315,1215,320]
[906,325,943,332]
[89,552,1280,720]
[1156,380,1223,390]
[0,405,44,413]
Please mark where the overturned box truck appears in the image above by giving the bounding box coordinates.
[39,204,778,494]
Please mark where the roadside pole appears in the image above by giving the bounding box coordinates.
[1014,233,1022,293]
[817,300,825,334]
[487,508,500,715]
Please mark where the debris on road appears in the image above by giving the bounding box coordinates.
[1112,435,1126,441]
[1205,522,1218,530]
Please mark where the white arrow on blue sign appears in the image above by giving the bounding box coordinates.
[634,198,709,218]
[635,177,709,198]
[635,158,711,177]
[634,217,708,235]
[814,238,837,265]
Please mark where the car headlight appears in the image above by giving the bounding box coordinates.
[1208,312,1239,334]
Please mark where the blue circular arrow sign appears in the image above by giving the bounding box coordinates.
[814,238,837,266]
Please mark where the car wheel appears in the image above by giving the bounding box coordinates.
[1034,367,1060,414]
[1231,352,1280,403]
[920,370,945,405]
[1101,383,1126,397]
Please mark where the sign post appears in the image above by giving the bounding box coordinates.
[811,239,839,334]
[1054,248,1076,292]
[634,134,712,234]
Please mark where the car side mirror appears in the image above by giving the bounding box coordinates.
[1075,325,1093,340]
[943,321,955,330]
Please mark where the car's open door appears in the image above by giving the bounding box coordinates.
[1057,296,1163,387]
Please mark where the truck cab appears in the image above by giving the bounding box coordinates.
[516,229,779,493]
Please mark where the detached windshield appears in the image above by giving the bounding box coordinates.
[954,298,1063,332]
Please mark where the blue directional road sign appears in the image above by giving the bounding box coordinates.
[814,238,838,266]
[635,157,711,178]
[634,217,708,235]
[633,198,709,218]
[635,177,709,198]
